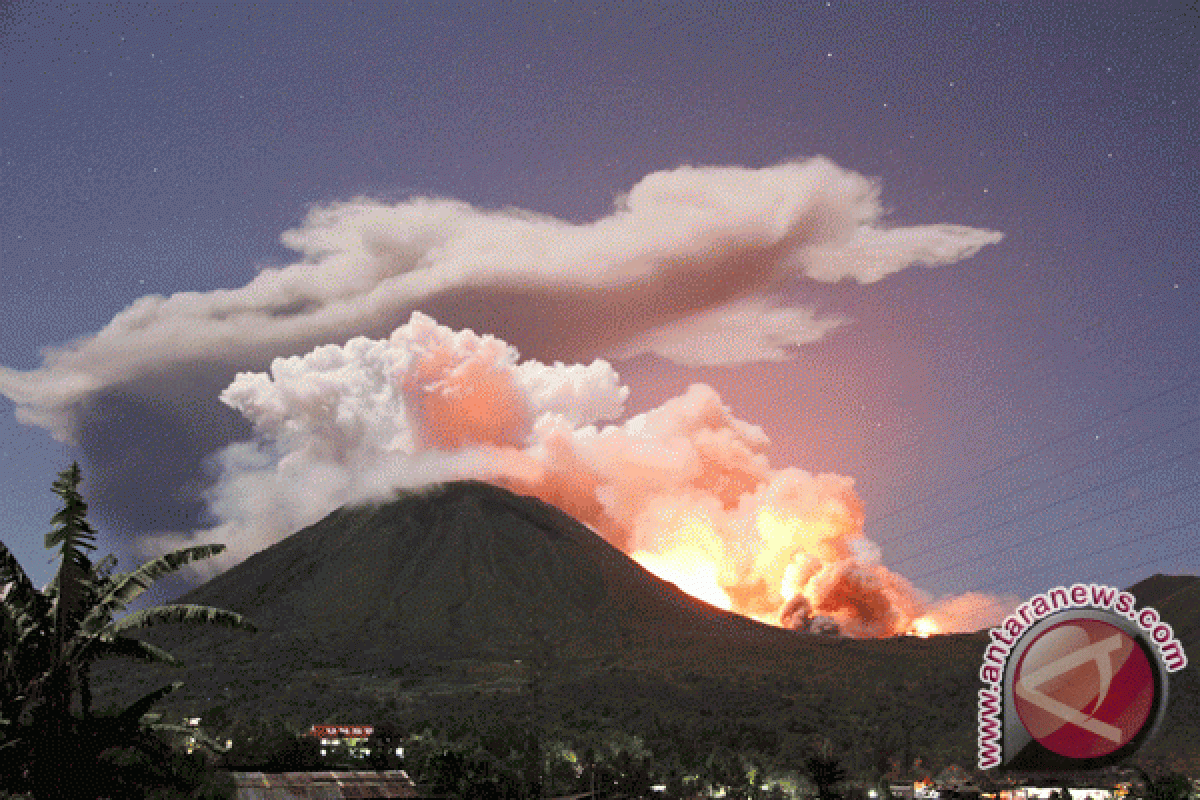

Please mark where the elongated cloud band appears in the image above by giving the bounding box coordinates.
[0,157,1002,558]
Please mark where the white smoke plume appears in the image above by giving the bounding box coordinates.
[169,312,1009,636]
[0,156,1006,632]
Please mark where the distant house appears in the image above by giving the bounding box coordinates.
[308,724,403,759]
[994,790,1114,800]
[229,770,418,799]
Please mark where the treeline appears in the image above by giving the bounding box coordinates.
[211,715,837,800]
[192,714,1200,800]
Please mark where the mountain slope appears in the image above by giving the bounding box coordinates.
[169,480,771,655]
[88,482,1198,771]
[1125,573,1200,653]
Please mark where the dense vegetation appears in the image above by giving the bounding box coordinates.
[6,473,1197,797]
[87,480,1200,789]
[0,465,255,799]
[186,708,1197,800]
[212,713,835,799]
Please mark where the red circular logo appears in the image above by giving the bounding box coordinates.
[1013,618,1156,759]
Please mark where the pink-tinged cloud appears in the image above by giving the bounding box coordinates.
[160,312,1011,636]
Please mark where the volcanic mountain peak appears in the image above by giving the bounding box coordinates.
[96,485,1198,770]
[175,480,770,655]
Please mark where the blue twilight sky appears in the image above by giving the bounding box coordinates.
[1,1,1197,616]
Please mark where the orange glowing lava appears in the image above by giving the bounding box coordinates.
[632,548,734,611]
[910,617,939,638]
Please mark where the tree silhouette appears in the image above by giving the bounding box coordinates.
[366,720,404,769]
[1133,768,1191,800]
[804,750,849,800]
[0,463,256,798]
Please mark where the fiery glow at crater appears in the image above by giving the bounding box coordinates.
[632,548,734,612]
[910,617,940,638]
[187,312,1015,639]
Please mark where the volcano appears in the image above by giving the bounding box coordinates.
[90,481,1200,770]
[166,480,774,655]
[97,480,866,727]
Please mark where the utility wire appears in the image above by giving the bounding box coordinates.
[871,375,1199,526]
[892,442,1200,571]
[866,288,1196,594]
[906,472,1200,585]
[964,512,1200,595]
[876,411,1200,553]
[1103,540,1200,585]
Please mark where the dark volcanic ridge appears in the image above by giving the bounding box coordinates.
[89,481,1199,769]
[1124,573,1200,654]
[161,479,782,656]
[126,479,1200,664]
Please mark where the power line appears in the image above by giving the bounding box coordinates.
[892,442,1200,571]
[905,471,1200,585]
[1103,540,1200,585]
[877,411,1200,554]
[871,375,1199,526]
[859,285,1198,596]
[963,512,1200,595]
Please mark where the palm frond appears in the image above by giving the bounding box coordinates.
[0,543,41,620]
[89,634,182,666]
[117,681,184,728]
[105,603,257,636]
[12,614,48,651]
[147,723,231,752]
[45,463,98,563]
[90,554,118,588]
[45,463,100,650]
[6,602,42,639]
[82,544,227,633]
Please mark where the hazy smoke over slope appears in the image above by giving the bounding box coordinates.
[170,313,1010,636]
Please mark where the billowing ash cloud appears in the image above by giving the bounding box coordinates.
[0,157,1004,630]
[150,312,1008,636]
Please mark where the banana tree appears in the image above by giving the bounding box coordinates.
[0,463,257,796]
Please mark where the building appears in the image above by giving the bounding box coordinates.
[992,790,1114,800]
[307,724,404,760]
[173,716,231,756]
[308,725,373,758]
[230,770,418,799]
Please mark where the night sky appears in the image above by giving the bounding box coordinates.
[1,1,1197,617]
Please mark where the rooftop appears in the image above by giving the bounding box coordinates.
[229,770,418,799]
